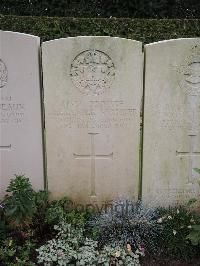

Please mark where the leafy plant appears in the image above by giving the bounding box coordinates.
[98,243,142,266]
[35,190,49,210]
[44,197,89,227]
[2,175,36,227]
[194,168,200,174]
[0,237,36,265]
[37,220,99,265]
[187,225,200,246]
[44,197,71,225]
[155,206,200,260]
[0,202,8,240]
[185,169,200,247]
[37,219,142,265]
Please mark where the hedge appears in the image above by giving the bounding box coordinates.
[0,0,200,19]
[0,15,200,43]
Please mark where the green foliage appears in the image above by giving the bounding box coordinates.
[0,16,200,44]
[0,220,7,240]
[0,238,36,265]
[44,197,87,227]
[37,220,98,265]
[98,244,142,266]
[37,219,142,265]
[1,175,200,264]
[44,197,70,225]
[2,175,36,227]
[187,225,200,246]
[185,175,200,247]
[35,190,49,209]
[0,0,200,18]
[155,206,200,260]
[194,168,200,174]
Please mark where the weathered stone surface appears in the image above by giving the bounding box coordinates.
[43,37,143,203]
[143,39,200,206]
[0,31,44,197]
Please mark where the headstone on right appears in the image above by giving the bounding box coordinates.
[143,39,200,206]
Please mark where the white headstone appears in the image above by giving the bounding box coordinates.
[143,39,200,206]
[43,37,143,203]
[0,31,44,197]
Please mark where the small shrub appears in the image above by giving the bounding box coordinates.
[2,175,36,228]
[44,197,71,225]
[155,206,200,260]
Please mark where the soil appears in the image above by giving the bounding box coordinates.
[141,256,200,266]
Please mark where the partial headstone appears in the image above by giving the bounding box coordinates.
[43,37,143,203]
[143,39,200,206]
[0,31,44,197]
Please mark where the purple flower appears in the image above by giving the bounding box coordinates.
[139,244,145,254]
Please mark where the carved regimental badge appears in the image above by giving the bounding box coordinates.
[70,50,115,95]
[176,46,200,96]
[0,59,8,88]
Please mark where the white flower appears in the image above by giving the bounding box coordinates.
[157,218,163,223]
[187,225,192,229]
[168,215,172,220]
[115,251,121,258]
[177,209,180,214]
[127,244,132,252]
[173,230,177,235]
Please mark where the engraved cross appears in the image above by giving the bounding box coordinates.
[73,133,113,197]
[176,135,200,183]
[0,144,11,151]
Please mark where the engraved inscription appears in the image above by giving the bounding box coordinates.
[0,59,8,88]
[50,100,135,129]
[73,133,113,197]
[159,103,200,131]
[0,96,25,124]
[156,187,200,203]
[70,50,115,95]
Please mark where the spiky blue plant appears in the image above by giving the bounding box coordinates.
[88,199,161,254]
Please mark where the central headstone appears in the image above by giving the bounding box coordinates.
[43,37,143,203]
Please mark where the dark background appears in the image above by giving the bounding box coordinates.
[0,0,200,18]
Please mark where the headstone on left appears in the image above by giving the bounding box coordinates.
[0,31,44,197]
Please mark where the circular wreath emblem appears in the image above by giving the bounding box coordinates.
[176,46,200,96]
[0,59,8,88]
[183,61,200,88]
[70,50,115,95]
